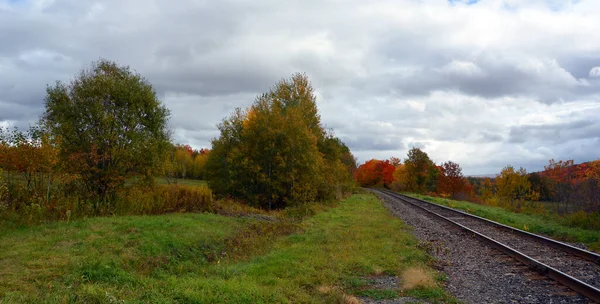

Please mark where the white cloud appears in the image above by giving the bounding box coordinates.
[438,60,483,77]
[1,0,600,174]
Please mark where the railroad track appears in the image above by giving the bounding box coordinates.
[372,189,600,303]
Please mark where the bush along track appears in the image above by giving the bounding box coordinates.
[0,194,456,303]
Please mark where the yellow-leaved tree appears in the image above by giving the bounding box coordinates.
[205,74,356,209]
[495,166,539,212]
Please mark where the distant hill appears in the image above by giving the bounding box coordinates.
[467,160,599,180]
[467,174,498,178]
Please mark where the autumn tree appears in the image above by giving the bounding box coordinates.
[43,59,171,210]
[438,161,467,199]
[528,172,553,202]
[191,152,208,179]
[403,147,436,193]
[579,160,600,212]
[354,160,379,187]
[389,157,401,167]
[480,177,495,203]
[162,144,197,183]
[390,163,408,191]
[583,160,600,183]
[205,74,355,209]
[555,160,600,213]
[0,125,60,209]
[354,159,395,188]
[174,145,194,179]
[318,133,358,199]
[543,159,577,213]
[496,166,539,211]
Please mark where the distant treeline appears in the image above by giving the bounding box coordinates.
[355,149,600,228]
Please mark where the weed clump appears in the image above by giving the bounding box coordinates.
[401,267,436,290]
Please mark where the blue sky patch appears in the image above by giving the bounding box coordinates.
[448,0,480,5]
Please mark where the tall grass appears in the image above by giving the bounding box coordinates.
[0,181,221,228]
[116,184,213,214]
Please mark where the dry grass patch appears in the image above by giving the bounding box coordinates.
[372,266,385,276]
[316,286,362,304]
[317,285,336,294]
[342,294,362,304]
[401,267,436,290]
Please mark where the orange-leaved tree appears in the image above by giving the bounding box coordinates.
[543,159,577,213]
[0,125,60,209]
[354,159,395,188]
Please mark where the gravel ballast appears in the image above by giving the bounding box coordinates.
[374,191,589,304]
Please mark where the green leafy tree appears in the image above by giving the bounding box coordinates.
[205,74,355,209]
[318,133,358,198]
[43,59,171,210]
[404,147,435,193]
[204,108,245,200]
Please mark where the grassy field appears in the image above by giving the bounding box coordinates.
[154,177,208,187]
[406,193,600,252]
[0,194,455,303]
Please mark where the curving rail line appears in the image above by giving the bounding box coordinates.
[372,188,600,303]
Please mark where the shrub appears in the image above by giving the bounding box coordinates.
[1,180,301,228]
[161,185,213,212]
[1,183,216,226]
[562,211,600,230]
[116,184,213,215]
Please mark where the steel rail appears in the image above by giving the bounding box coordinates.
[372,188,600,303]
[388,190,600,265]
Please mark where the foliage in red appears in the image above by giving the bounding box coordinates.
[437,161,468,198]
[542,159,600,185]
[199,148,210,156]
[182,145,194,156]
[355,159,396,187]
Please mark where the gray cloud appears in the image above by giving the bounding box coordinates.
[370,56,596,103]
[2,0,600,175]
[342,136,404,152]
[479,132,504,143]
[508,120,600,144]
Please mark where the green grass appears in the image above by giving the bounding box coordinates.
[0,213,247,302]
[405,193,600,252]
[154,177,208,187]
[0,194,456,303]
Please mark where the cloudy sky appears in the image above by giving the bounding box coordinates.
[1,0,599,175]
